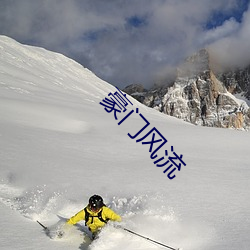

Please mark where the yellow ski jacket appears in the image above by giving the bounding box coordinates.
[67,206,121,233]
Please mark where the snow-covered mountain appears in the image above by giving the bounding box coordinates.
[0,36,250,250]
[124,49,250,130]
[217,65,250,101]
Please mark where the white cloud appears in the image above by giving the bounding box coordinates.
[209,5,250,68]
[200,18,240,45]
[0,0,249,87]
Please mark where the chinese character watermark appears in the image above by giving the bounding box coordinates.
[100,87,187,180]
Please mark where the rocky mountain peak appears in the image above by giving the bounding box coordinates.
[177,48,210,78]
[124,49,250,130]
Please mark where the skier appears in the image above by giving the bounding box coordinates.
[66,194,121,239]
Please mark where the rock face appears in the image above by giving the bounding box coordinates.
[124,49,250,130]
[123,84,147,103]
[218,66,250,100]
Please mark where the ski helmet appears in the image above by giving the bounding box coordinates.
[89,195,104,210]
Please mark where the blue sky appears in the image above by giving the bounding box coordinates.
[0,0,249,88]
[205,0,249,28]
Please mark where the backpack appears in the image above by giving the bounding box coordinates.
[84,206,109,226]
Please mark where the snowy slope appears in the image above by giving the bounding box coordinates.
[0,36,250,250]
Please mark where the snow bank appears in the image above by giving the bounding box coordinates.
[0,36,250,250]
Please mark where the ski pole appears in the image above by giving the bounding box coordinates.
[37,220,48,231]
[122,227,179,250]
